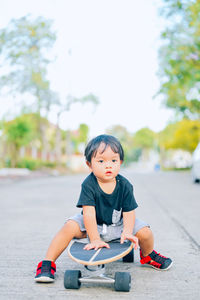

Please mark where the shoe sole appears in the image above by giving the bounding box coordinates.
[34,276,54,283]
[142,261,173,271]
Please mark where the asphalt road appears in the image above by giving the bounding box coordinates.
[0,169,200,299]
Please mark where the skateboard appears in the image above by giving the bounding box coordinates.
[64,239,134,292]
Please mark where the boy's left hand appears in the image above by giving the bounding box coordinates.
[120,232,138,250]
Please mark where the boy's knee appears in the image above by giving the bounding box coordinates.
[65,220,79,231]
[135,226,153,241]
[64,220,86,239]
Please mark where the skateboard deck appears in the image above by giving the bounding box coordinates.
[68,239,134,266]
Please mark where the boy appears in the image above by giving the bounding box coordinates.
[35,134,172,282]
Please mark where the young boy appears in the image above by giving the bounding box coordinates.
[35,134,172,282]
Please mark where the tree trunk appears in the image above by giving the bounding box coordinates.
[40,123,48,161]
[10,144,18,168]
[55,125,62,163]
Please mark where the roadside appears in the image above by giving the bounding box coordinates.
[0,167,81,185]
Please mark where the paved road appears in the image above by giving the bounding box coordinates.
[0,169,200,299]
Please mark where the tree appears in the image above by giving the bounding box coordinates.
[132,128,157,162]
[0,15,57,160]
[157,0,200,119]
[0,15,56,113]
[106,125,139,164]
[0,15,100,165]
[54,93,99,162]
[106,125,131,144]
[158,119,200,152]
[133,128,156,149]
[70,124,89,154]
[79,123,89,144]
[3,115,36,167]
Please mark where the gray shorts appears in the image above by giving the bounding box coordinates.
[67,213,149,242]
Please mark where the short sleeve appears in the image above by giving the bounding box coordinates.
[122,184,138,212]
[76,183,96,208]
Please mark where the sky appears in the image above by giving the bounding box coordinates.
[0,0,174,138]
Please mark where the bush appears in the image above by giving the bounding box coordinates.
[42,161,57,168]
[16,158,56,170]
[16,158,41,170]
[123,148,142,166]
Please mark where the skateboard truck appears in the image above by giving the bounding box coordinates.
[81,264,115,285]
[64,264,131,292]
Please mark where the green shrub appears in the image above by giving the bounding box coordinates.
[16,158,56,170]
[42,161,56,168]
[17,158,41,170]
[5,158,11,168]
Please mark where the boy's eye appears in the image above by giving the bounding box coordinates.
[112,159,117,163]
[98,160,104,163]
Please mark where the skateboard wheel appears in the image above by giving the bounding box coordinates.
[123,249,134,263]
[114,272,131,292]
[64,270,81,289]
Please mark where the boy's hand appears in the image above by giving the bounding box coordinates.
[120,232,138,250]
[83,239,110,251]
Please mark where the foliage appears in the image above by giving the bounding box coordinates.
[124,148,142,165]
[3,115,35,149]
[158,119,200,152]
[157,0,200,118]
[106,125,158,164]
[133,127,156,149]
[79,124,89,144]
[70,124,89,154]
[106,125,131,145]
[0,15,57,114]
[16,158,56,170]
[106,125,136,164]
[0,113,91,168]
[2,115,36,167]
[0,15,100,167]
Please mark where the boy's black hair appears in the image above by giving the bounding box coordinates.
[84,134,124,162]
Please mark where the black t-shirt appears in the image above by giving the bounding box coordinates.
[76,172,138,225]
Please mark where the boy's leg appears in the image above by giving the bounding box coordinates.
[45,220,86,262]
[35,220,86,282]
[135,225,172,271]
[135,226,154,256]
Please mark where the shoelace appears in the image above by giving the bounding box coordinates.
[41,262,51,273]
[150,251,167,264]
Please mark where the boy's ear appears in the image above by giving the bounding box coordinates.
[86,161,92,169]
[120,160,123,165]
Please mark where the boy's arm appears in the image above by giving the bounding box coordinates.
[121,210,138,250]
[82,206,110,250]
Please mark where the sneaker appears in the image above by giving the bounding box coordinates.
[140,250,173,271]
[34,260,56,282]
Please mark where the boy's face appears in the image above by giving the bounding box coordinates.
[87,143,122,182]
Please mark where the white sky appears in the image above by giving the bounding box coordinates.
[0,0,173,138]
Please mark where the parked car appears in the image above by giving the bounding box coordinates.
[191,143,200,183]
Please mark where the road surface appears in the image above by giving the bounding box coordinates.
[0,169,199,299]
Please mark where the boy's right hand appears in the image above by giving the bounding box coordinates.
[83,239,110,251]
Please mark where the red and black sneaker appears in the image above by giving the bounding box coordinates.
[34,260,56,282]
[140,250,173,271]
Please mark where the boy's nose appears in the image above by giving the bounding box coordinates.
[105,162,112,168]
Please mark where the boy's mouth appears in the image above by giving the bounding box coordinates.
[105,171,112,175]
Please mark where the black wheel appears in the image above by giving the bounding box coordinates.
[194,178,200,183]
[114,272,131,292]
[64,270,81,289]
[123,249,134,263]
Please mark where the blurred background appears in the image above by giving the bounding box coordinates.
[0,0,200,179]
